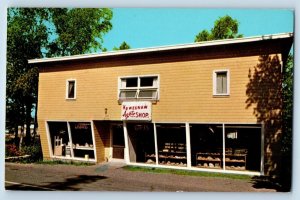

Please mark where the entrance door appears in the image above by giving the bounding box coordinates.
[111,124,125,159]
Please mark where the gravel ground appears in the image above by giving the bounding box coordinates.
[5,162,277,192]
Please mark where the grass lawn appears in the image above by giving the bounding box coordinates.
[123,165,253,181]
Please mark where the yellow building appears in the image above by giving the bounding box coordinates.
[29,33,293,176]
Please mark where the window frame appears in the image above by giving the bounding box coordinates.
[66,79,77,100]
[213,69,230,96]
[118,75,160,101]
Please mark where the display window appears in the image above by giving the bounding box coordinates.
[190,124,223,169]
[126,123,156,164]
[156,123,187,167]
[47,121,95,161]
[224,124,261,171]
[48,122,70,157]
[69,122,95,159]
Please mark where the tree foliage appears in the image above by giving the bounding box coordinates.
[194,15,243,42]
[47,8,112,56]
[113,41,131,51]
[282,54,293,153]
[6,8,113,146]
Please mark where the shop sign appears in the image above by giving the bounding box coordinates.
[121,101,151,121]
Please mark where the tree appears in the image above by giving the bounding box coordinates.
[6,8,113,147]
[194,15,243,42]
[280,54,293,190]
[113,41,131,51]
[47,8,112,56]
[7,8,49,147]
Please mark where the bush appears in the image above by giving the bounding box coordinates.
[5,144,23,157]
[21,143,43,162]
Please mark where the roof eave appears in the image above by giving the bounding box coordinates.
[28,32,294,64]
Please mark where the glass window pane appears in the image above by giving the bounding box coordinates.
[225,124,261,172]
[48,122,70,157]
[69,122,95,159]
[138,90,157,98]
[216,72,227,94]
[68,81,75,98]
[140,77,154,87]
[156,124,187,167]
[120,90,137,98]
[125,78,138,87]
[190,124,223,169]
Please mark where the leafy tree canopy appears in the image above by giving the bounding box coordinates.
[6,8,113,146]
[194,15,243,42]
[113,41,131,51]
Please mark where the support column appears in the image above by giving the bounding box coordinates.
[222,123,226,170]
[123,121,130,164]
[260,122,265,175]
[153,123,158,165]
[67,122,74,158]
[185,122,191,168]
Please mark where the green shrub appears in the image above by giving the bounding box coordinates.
[21,143,43,162]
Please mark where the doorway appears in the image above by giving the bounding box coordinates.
[111,124,125,159]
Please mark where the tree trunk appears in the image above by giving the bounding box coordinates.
[24,102,32,145]
[32,102,38,144]
[14,125,20,148]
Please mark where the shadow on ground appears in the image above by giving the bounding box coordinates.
[6,175,107,191]
[250,176,290,192]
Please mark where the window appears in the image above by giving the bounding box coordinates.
[47,121,96,161]
[119,75,159,101]
[66,79,76,99]
[213,70,230,96]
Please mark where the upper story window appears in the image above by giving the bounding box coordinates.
[213,70,230,96]
[66,79,76,99]
[118,75,159,101]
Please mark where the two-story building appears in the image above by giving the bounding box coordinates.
[29,32,293,176]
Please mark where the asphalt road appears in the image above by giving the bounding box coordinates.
[5,162,277,192]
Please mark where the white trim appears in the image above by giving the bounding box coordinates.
[185,123,191,168]
[153,122,159,165]
[90,121,98,162]
[66,79,77,100]
[28,32,293,64]
[123,122,130,164]
[45,121,53,157]
[66,122,74,158]
[51,155,96,162]
[213,69,230,96]
[222,123,226,170]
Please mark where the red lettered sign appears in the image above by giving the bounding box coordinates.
[121,101,152,121]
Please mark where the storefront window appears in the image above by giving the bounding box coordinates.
[127,123,156,164]
[156,124,187,167]
[47,121,95,161]
[69,122,95,159]
[190,124,223,169]
[48,122,70,157]
[224,124,261,171]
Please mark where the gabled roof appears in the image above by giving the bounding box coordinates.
[28,32,293,64]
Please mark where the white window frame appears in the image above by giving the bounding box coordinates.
[118,75,160,101]
[66,79,77,100]
[213,69,230,96]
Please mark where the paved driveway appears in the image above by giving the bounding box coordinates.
[5,162,276,192]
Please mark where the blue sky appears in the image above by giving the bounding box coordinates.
[102,8,294,51]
